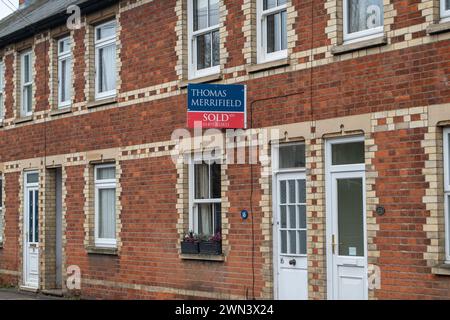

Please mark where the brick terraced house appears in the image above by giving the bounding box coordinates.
[1,0,450,300]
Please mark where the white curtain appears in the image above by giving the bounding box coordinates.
[99,188,116,239]
[349,0,383,33]
[100,44,116,93]
[195,163,209,199]
[198,204,213,236]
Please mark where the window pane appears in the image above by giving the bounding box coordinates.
[447,0,450,11]
[288,205,296,228]
[347,0,383,34]
[331,141,364,165]
[280,205,287,228]
[98,44,116,93]
[28,190,33,242]
[297,179,306,203]
[27,173,38,184]
[209,0,219,26]
[59,38,71,54]
[0,63,3,89]
[34,190,38,243]
[195,162,209,199]
[281,10,287,50]
[288,230,296,254]
[99,188,116,239]
[298,230,307,254]
[298,205,306,229]
[337,178,364,257]
[280,180,286,203]
[24,54,30,83]
[196,33,212,70]
[264,0,277,10]
[60,60,67,102]
[97,23,116,40]
[197,203,213,235]
[279,144,306,169]
[25,85,32,113]
[277,0,287,5]
[194,0,208,31]
[280,230,287,253]
[211,162,221,198]
[288,180,295,203]
[267,13,275,53]
[97,166,115,180]
[212,30,220,67]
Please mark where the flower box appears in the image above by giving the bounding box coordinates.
[199,241,222,255]
[181,241,199,254]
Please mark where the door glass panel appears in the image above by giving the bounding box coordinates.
[288,230,296,254]
[288,180,295,203]
[34,190,39,243]
[337,178,364,257]
[280,205,287,228]
[280,230,287,254]
[28,190,33,243]
[331,141,364,165]
[298,230,307,254]
[280,180,286,203]
[288,205,296,228]
[298,205,306,229]
[27,173,38,184]
[297,179,306,203]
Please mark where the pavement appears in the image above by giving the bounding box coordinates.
[0,288,65,300]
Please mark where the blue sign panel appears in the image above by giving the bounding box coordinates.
[187,83,247,128]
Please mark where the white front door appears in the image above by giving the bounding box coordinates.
[23,172,39,289]
[326,137,367,300]
[275,172,308,300]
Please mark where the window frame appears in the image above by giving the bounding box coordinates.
[20,50,33,117]
[188,157,222,236]
[187,0,221,80]
[57,36,72,109]
[256,0,288,64]
[94,163,117,248]
[343,0,384,43]
[0,59,4,121]
[443,128,450,263]
[94,20,117,101]
[441,0,450,21]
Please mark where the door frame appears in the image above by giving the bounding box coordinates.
[271,142,307,300]
[23,170,39,289]
[325,135,367,300]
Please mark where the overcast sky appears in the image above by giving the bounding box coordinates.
[0,0,19,21]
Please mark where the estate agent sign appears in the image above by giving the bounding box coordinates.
[187,83,247,129]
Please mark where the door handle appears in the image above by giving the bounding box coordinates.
[289,259,296,266]
[332,234,337,255]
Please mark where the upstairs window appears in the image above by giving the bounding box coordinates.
[95,21,117,100]
[443,128,450,263]
[442,0,450,21]
[94,164,117,248]
[0,60,4,120]
[20,50,33,117]
[57,37,72,108]
[188,0,220,79]
[344,0,384,43]
[189,159,221,236]
[257,0,288,63]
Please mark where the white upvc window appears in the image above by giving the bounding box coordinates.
[189,157,222,236]
[443,128,450,263]
[0,60,4,121]
[441,0,450,21]
[20,50,33,117]
[57,37,72,109]
[0,177,3,243]
[257,0,288,63]
[343,0,384,43]
[188,0,220,79]
[95,21,117,100]
[94,164,117,248]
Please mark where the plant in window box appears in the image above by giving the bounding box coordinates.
[181,231,200,254]
[199,232,222,255]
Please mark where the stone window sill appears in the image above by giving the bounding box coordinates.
[87,97,118,109]
[179,73,223,89]
[180,253,225,262]
[50,107,72,117]
[432,263,450,276]
[331,35,387,55]
[86,246,118,256]
[427,21,450,35]
[14,115,33,125]
[246,58,290,74]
